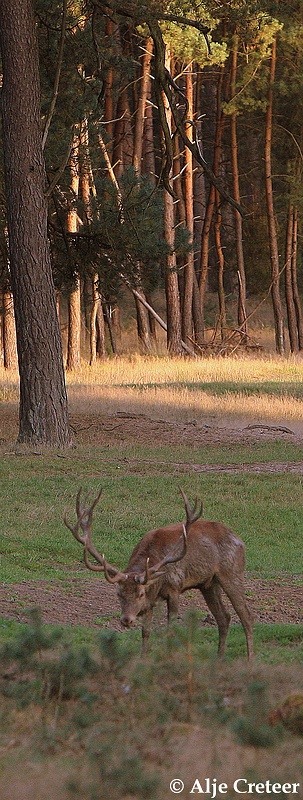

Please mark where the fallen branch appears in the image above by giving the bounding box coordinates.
[243,424,294,435]
[126,283,196,357]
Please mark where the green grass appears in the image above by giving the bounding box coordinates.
[111,379,303,398]
[0,614,302,664]
[0,443,303,581]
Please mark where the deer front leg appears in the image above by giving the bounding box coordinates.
[166,590,179,625]
[141,608,154,654]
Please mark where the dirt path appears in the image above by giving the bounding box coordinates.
[0,574,302,630]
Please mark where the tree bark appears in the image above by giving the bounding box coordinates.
[0,0,71,445]
[264,37,285,355]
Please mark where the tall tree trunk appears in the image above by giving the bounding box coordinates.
[230,35,247,336]
[113,87,134,177]
[264,37,285,355]
[79,118,106,363]
[192,72,206,345]
[214,191,227,340]
[103,18,116,159]
[291,206,303,350]
[66,128,81,370]
[143,64,156,185]
[163,48,182,354]
[284,204,298,353]
[133,36,153,174]
[132,39,153,351]
[90,274,106,363]
[2,290,18,369]
[0,0,71,445]
[199,66,225,342]
[182,64,194,345]
[104,304,117,354]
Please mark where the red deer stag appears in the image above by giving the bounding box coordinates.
[64,487,254,659]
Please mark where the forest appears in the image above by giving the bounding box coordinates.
[0,1,303,443]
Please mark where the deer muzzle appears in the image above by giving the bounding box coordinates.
[120,612,136,629]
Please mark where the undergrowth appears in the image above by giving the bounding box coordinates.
[0,609,302,799]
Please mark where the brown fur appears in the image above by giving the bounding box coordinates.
[118,519,254,659]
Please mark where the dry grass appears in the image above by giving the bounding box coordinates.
[1,354,303,427]
[65,355,303,427]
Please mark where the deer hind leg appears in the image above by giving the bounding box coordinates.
[199,581,231,658]
[218,577,254,661]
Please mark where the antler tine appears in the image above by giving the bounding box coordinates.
[179,486,203,526]
[76,486,103,531]
[65,486,128,583]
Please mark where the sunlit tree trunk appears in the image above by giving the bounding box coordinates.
[2,290,18,369]
[264,37,285,355]
[66,127,81,370]
[90,275,106,363]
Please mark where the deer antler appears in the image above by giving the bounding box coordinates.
[179,487,203,526]
[137,487,203,584]
[64,487,128,583]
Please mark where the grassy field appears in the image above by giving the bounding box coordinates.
[0,355,302,799]
[0,447,303,581]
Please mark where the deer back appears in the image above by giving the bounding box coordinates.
[125,519,245,588]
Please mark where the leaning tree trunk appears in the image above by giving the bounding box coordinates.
[264,37,285,355]
[0,0,71,446]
